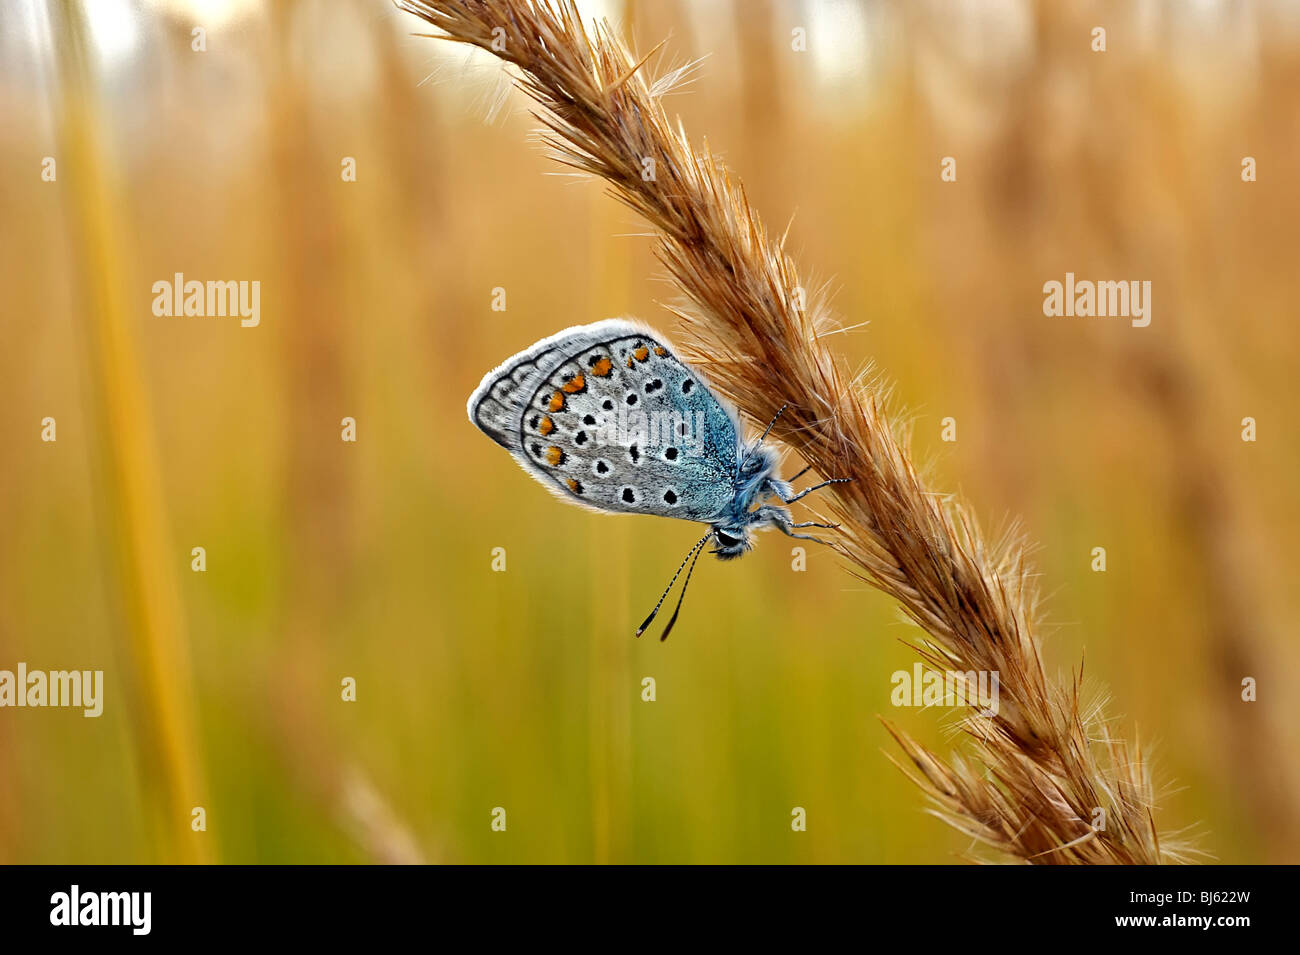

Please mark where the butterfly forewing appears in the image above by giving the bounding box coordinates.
[469,320,740,523]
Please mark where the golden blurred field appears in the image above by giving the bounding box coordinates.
[1,0,1298,863]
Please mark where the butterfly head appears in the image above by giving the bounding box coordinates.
[709,524,753,560]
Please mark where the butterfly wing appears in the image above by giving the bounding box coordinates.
[468,319,740,522]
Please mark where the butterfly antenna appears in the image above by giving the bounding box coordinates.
[756,403,788,447]
[635,531,711,638]
[656,539,705,642]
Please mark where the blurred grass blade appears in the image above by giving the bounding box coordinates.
[51,0,209,864]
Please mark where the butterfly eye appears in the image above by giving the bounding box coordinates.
[715,530,741,548]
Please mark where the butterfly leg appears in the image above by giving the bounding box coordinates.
[786,464,814,484]
[779,477,852,505]
[773,521,837,545]
[756,505,840,546]
[755,403,789,447]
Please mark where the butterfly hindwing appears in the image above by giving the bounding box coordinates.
[469,320,741,523]
[467,331,577,451]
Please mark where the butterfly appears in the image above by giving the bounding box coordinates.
[467,319,846,640]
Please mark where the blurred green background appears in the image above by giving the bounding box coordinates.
[1,0,1297,863]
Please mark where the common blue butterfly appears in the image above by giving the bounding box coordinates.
[467,319,846,639]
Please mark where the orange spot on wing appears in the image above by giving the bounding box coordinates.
[653,346,667,356]
[566,478,583,494]
[626,358,634,368]
[545,445,566,466]
[590,356,613,377]
[562,373,586,394]
[548,391,566,412]
[538,416,555,435]
[634,346,649,361]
